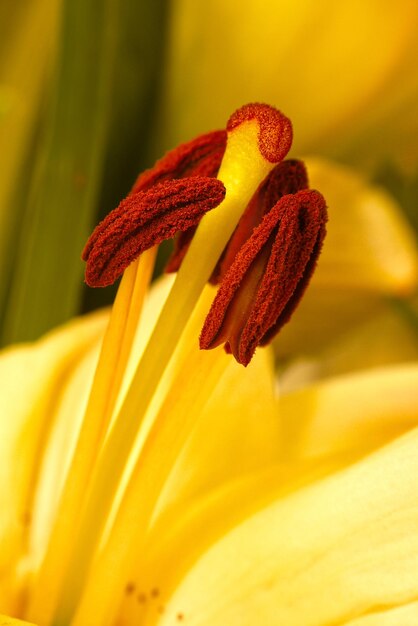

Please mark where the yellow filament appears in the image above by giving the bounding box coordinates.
[71,288,228,626]
[27,249,156,625]
[51,120,276,625]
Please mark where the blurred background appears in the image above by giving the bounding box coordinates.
[1,0,417,376]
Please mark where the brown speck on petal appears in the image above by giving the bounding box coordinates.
[132,130,226,194]
[125,582,135,595]
[83,177,226,287]
[200,189,327,366]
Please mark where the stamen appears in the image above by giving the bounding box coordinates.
[131,129,226,192]
[211,159,309,284]
[52,104,292,626]
[166,159,307,280]
[68,287,229,626]
[27,250,156,625]
[83,177,226,287]
[200,189,327,366]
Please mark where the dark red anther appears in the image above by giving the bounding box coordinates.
[131,130,226,194]
[211,159,309,283]
[83,177,226,287]
[166,159,308,280]
[200,189,327,366]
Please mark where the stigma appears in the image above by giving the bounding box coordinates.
[83,103,327,365]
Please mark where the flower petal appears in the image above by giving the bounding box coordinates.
[280,363,418,461]
[157,346,280,514]
[0,616,36,626]
[0,310,107,613]
[274,158,418,357]
[159,0,418,168]
[154,426,418,626]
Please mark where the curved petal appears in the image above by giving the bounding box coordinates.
[157,346,280,514]
[154,426,418,626]
[159,0,418,168]
[279,363,418,461]
[280,299,418,389]
[305,158,418,293]
[0,616,36,626]
[274,158,418,357]
[0,310,108,613]
[342,601,418,625]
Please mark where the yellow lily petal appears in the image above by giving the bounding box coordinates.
[281,298,418,388]
[280,363,418,462]
[68,275,280,626]
[157,346,280,513]
[344,601,418,625]
[116,362,418,624]
[0,616,36,626]
[275,158,418,357]
[158,0,418,168]
[0,310,107,613]
[29,343,102,567]
[154,426,418,626]
[306,158,418,292]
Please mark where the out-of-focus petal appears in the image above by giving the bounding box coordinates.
[280,298,418,389]
[306,158,418,292]
[154,426,418,626]
[0,310,107,613]
[275,158,418,357]
[0,615,36,626]
[279,363,418,461]
[158,0,418,169]
[343,601,418,625]
[157,347,280,513]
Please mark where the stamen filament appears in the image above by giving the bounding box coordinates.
[50,121,277,625]
[28,248,156,625]
[71,288,229,626]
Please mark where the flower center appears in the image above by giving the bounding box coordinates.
[29,103,327,626]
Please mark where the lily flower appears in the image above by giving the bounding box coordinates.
[0,102,326,625]
[1,281,418,626]
[1,102,417,626]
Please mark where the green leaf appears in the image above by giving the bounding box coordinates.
[1,0,168,345]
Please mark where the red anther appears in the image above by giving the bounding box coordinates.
[200,189,327,366]
[83,177,226,287]
[166,159,308,279]
[227,103,293,163]
[212,159,309,283]
[131,130,226,194]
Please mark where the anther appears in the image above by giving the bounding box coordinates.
[166,159,308,280]
[83,177,225,287]
[131,130,226,194]
[200,189,327,366]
